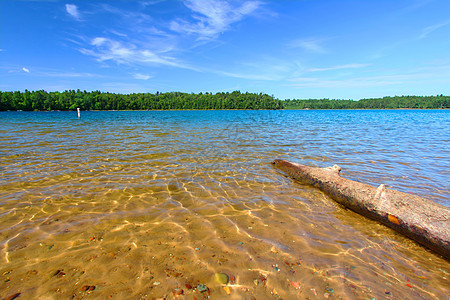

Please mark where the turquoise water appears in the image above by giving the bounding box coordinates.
[0,109,449,299]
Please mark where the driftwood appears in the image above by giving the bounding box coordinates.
[272,159,450,260]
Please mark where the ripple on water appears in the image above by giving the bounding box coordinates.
[0,110,449,299]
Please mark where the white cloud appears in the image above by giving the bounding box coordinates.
[22,67,30,73]
[99,4,151,25]
[140,0,165,7]
[419,20,450,39]
[170,0,261,39]
[308,63,370,72]
[65,4,80,20]
[216,70,279,81]
[81,37,196,70]
[288,39,327,54]
[74,1,264,74]
[85,37,136,63]
[286,76,394,89]
[210,54,297,81]
[133,73,151,80]
[286,70,445,90]
[109,30,127,38]
[91,37,107,46]
[283,61,450,93]
[43,72,97,78]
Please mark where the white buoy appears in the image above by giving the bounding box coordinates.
[77,107,80,118]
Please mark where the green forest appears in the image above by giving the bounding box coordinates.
[284,95,449,109]
[0,90,448,111]
[0,90,282,111]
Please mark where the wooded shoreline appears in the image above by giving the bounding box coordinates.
[1,90,448,111]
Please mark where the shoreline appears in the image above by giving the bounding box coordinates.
[2,108,449,112]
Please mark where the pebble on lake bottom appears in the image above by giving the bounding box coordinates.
[80,285,96,292]
[215,272,229,284]
[172,288,184,296]
[289,280,301,290]
[197,283,209,293]
[223,286,231,295]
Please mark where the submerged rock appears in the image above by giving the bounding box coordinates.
[215,272,229,284]
[223,286,231,294]
[172,288,184,296]
[197,284,209,293]
[80,285,95,292]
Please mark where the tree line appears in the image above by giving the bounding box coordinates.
[0,90,283,111]
[0,90,448,111]
[284,95,449,109]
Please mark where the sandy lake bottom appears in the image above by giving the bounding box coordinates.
[0,110,448,299]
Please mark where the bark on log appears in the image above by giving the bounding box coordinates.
[272,159,450,260]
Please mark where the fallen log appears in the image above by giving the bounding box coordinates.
[272,159,450,260]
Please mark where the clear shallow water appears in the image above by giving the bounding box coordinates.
[0,110,448,299]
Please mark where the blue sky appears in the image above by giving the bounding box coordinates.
[1,0,449,100]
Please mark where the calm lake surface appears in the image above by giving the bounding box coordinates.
[0,110,449,299]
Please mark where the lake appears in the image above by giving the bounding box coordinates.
[0,110,449,299]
